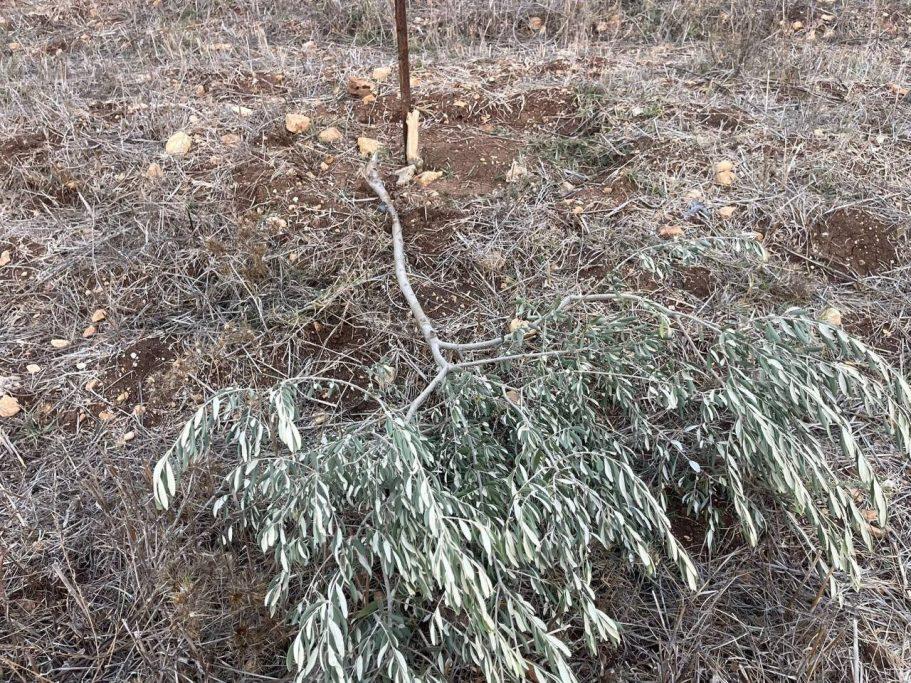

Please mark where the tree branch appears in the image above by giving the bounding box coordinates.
[364,155,450,373]
[364,157,725,421]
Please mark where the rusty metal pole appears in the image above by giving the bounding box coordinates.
[394,0,411,162]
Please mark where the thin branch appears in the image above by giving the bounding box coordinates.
[363,159,727,420]
[406,366,449,421]
[364,155,450,372]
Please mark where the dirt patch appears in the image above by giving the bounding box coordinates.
[401,205,465,255]
[232,160,344,223]
[415,274,485,318]
[43,34,73,54]
[300,320,378,411]
[201,71,288,98]
[102,337,176,408]
[561,245,608,282]
[680,267,714,298]
[785,1,814,23]
[415,281,474,317]
[233,161,296,210]
[0,238,46,284]
[509,88,582,133]
[602,175,639,202]
[810,208,898,276]
[356,87,581,132]
[421,130,523,196]
[87,100,127,123]
[699,107,750,132]
[0,129,60,158]
[356,91,498,127]
[844,313,904,359]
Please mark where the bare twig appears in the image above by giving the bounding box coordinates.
[364,155,450,372]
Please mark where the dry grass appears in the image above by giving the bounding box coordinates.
[2,0,910,679]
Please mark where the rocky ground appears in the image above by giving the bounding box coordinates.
[1,0,910,680]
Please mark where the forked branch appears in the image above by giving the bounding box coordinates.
[364,157,730,418]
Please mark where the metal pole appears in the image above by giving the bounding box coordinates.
[394,0,411,162]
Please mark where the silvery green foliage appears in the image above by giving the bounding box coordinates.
[154,239,911,682]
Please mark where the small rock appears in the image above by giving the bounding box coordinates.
[658,225,685,239]
[415,170,443,187]
[818,307,843,327]
[528,16,544,31]
[284,113,312,134]
[91,308,107,323]
[0,395,20,418]
[357,137,382,156]
[50,338,71,349]
[26,364,41,374]
[0,250,10,267]
[508,318,530,333]
[318,127,343,144]
[145,162,164,179]
[83,325,97,338]
[122,430,136,443]
[395,165,416,186]
[85,378,101,392]
[372,66,392,82]
[230,104,254,117]
[221,133,242,146]
[164,131,192,156]
[717,205,736,219]
[347,76,374,98]
[714,160,736,186]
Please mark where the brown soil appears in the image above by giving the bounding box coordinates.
[356,87,581,133]
[87,99,127,122]
[300,320,378,411]
[509,88,583,133]
[602,175,639,202]
[200,71,288,98]
[0,129,59,158]
[0,238,46,284]
[700,107,750,132]
[401,205,465,255]
[809,208,897,276]
[844,313,903,358]
[102,336,176,409]
[563,245,609,283]
[415,275,484,318]
[680,267,714,298]
[232,160,343,222]
[420,129,523,196]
